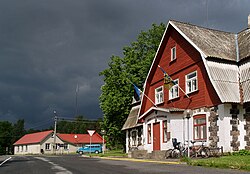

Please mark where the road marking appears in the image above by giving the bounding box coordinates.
[0,157,12,166]
[100,157,181,165]
[35,157,72,174]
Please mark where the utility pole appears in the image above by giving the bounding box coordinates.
[75,83,79,117]
[53,110,58,155]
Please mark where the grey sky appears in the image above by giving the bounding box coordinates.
[0,0,249,129]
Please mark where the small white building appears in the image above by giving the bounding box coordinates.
[13,130,105,155]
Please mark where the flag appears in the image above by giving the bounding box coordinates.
[158,65,175,89]
[164,74,175,89]
[133,84,141,101]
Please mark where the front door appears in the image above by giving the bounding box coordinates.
[153,122,160,150]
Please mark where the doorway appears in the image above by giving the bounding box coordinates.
[153,122,160,150]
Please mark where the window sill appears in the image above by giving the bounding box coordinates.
[186,89,199,96]
[155,101,164,106]
[168,96,180,101]
[169,58,177,65]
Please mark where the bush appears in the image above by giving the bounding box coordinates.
[232,149,250,156]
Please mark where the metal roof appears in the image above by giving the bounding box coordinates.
[14,130,53,145]
[122,105,141,130]
[206,60,240,103]
[240,61,250,102]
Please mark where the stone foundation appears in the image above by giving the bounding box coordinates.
[244,113,250,150]
[208,107,219,148]
[230,105,240,151]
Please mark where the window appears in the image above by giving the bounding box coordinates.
[138,127,142,146]
[148,124,151,144]
[186,71,198,93]
[17,146,19,152]
[21,146,23,152]
[194,115,207,140]
[25,145,28,152]
[56,143,61,150]
[132,131,137,146]
[45,143,50,150]
[169,79,179,99]
[63,144,69,150]
[171,46,176,61]
[163,121,168,142]
[155,86,164,104]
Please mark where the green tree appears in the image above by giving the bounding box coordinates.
[0,121,13,154]
[100,23,166,149]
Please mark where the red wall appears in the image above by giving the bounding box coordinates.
[140,26,221,116]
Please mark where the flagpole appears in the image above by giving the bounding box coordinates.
[178,85,190,98]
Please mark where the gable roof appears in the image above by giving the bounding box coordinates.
[13,130,53,145]
[57,132,105,144]
[170,20,237,61]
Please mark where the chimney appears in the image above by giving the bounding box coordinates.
[248,14,250,28]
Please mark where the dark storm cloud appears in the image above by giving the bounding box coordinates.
[0,0,249,128]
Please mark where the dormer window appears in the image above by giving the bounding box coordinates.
[171,46,176,61]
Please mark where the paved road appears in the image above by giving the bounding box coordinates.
[0,155,249,174]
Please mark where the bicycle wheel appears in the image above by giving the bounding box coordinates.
[165,149,173,158]
[172,149,180,158]
[200,147,210,158]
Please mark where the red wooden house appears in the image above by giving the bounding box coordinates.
[123,15,250,154]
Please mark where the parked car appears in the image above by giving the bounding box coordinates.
[76,144,102,154]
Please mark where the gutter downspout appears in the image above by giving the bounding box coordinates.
[235,34,244,104]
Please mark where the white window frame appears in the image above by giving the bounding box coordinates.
[45,143,50,151]
[185,71,198,94]
[171,46,176,61]
[64,144,69,150]
[169,79,179,100]
[155,86,164,104]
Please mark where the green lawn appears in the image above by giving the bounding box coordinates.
[188,155,250,171]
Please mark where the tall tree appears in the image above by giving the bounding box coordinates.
[99,23,166,149]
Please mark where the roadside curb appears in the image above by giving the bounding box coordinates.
[99,157,183,165]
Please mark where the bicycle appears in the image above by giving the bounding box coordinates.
[165,138,187,158]
[189,141,210,158]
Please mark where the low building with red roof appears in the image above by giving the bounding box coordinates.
[13,130,105,155]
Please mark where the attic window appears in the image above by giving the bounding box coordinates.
[171,46,176,61]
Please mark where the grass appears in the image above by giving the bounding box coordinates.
[187,155,250,171]
[86,149,127,158]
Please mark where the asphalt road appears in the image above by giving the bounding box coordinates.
[0,155,249,174]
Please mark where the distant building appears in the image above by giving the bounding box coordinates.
[123,15,250,154]
[13,130,105,155]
